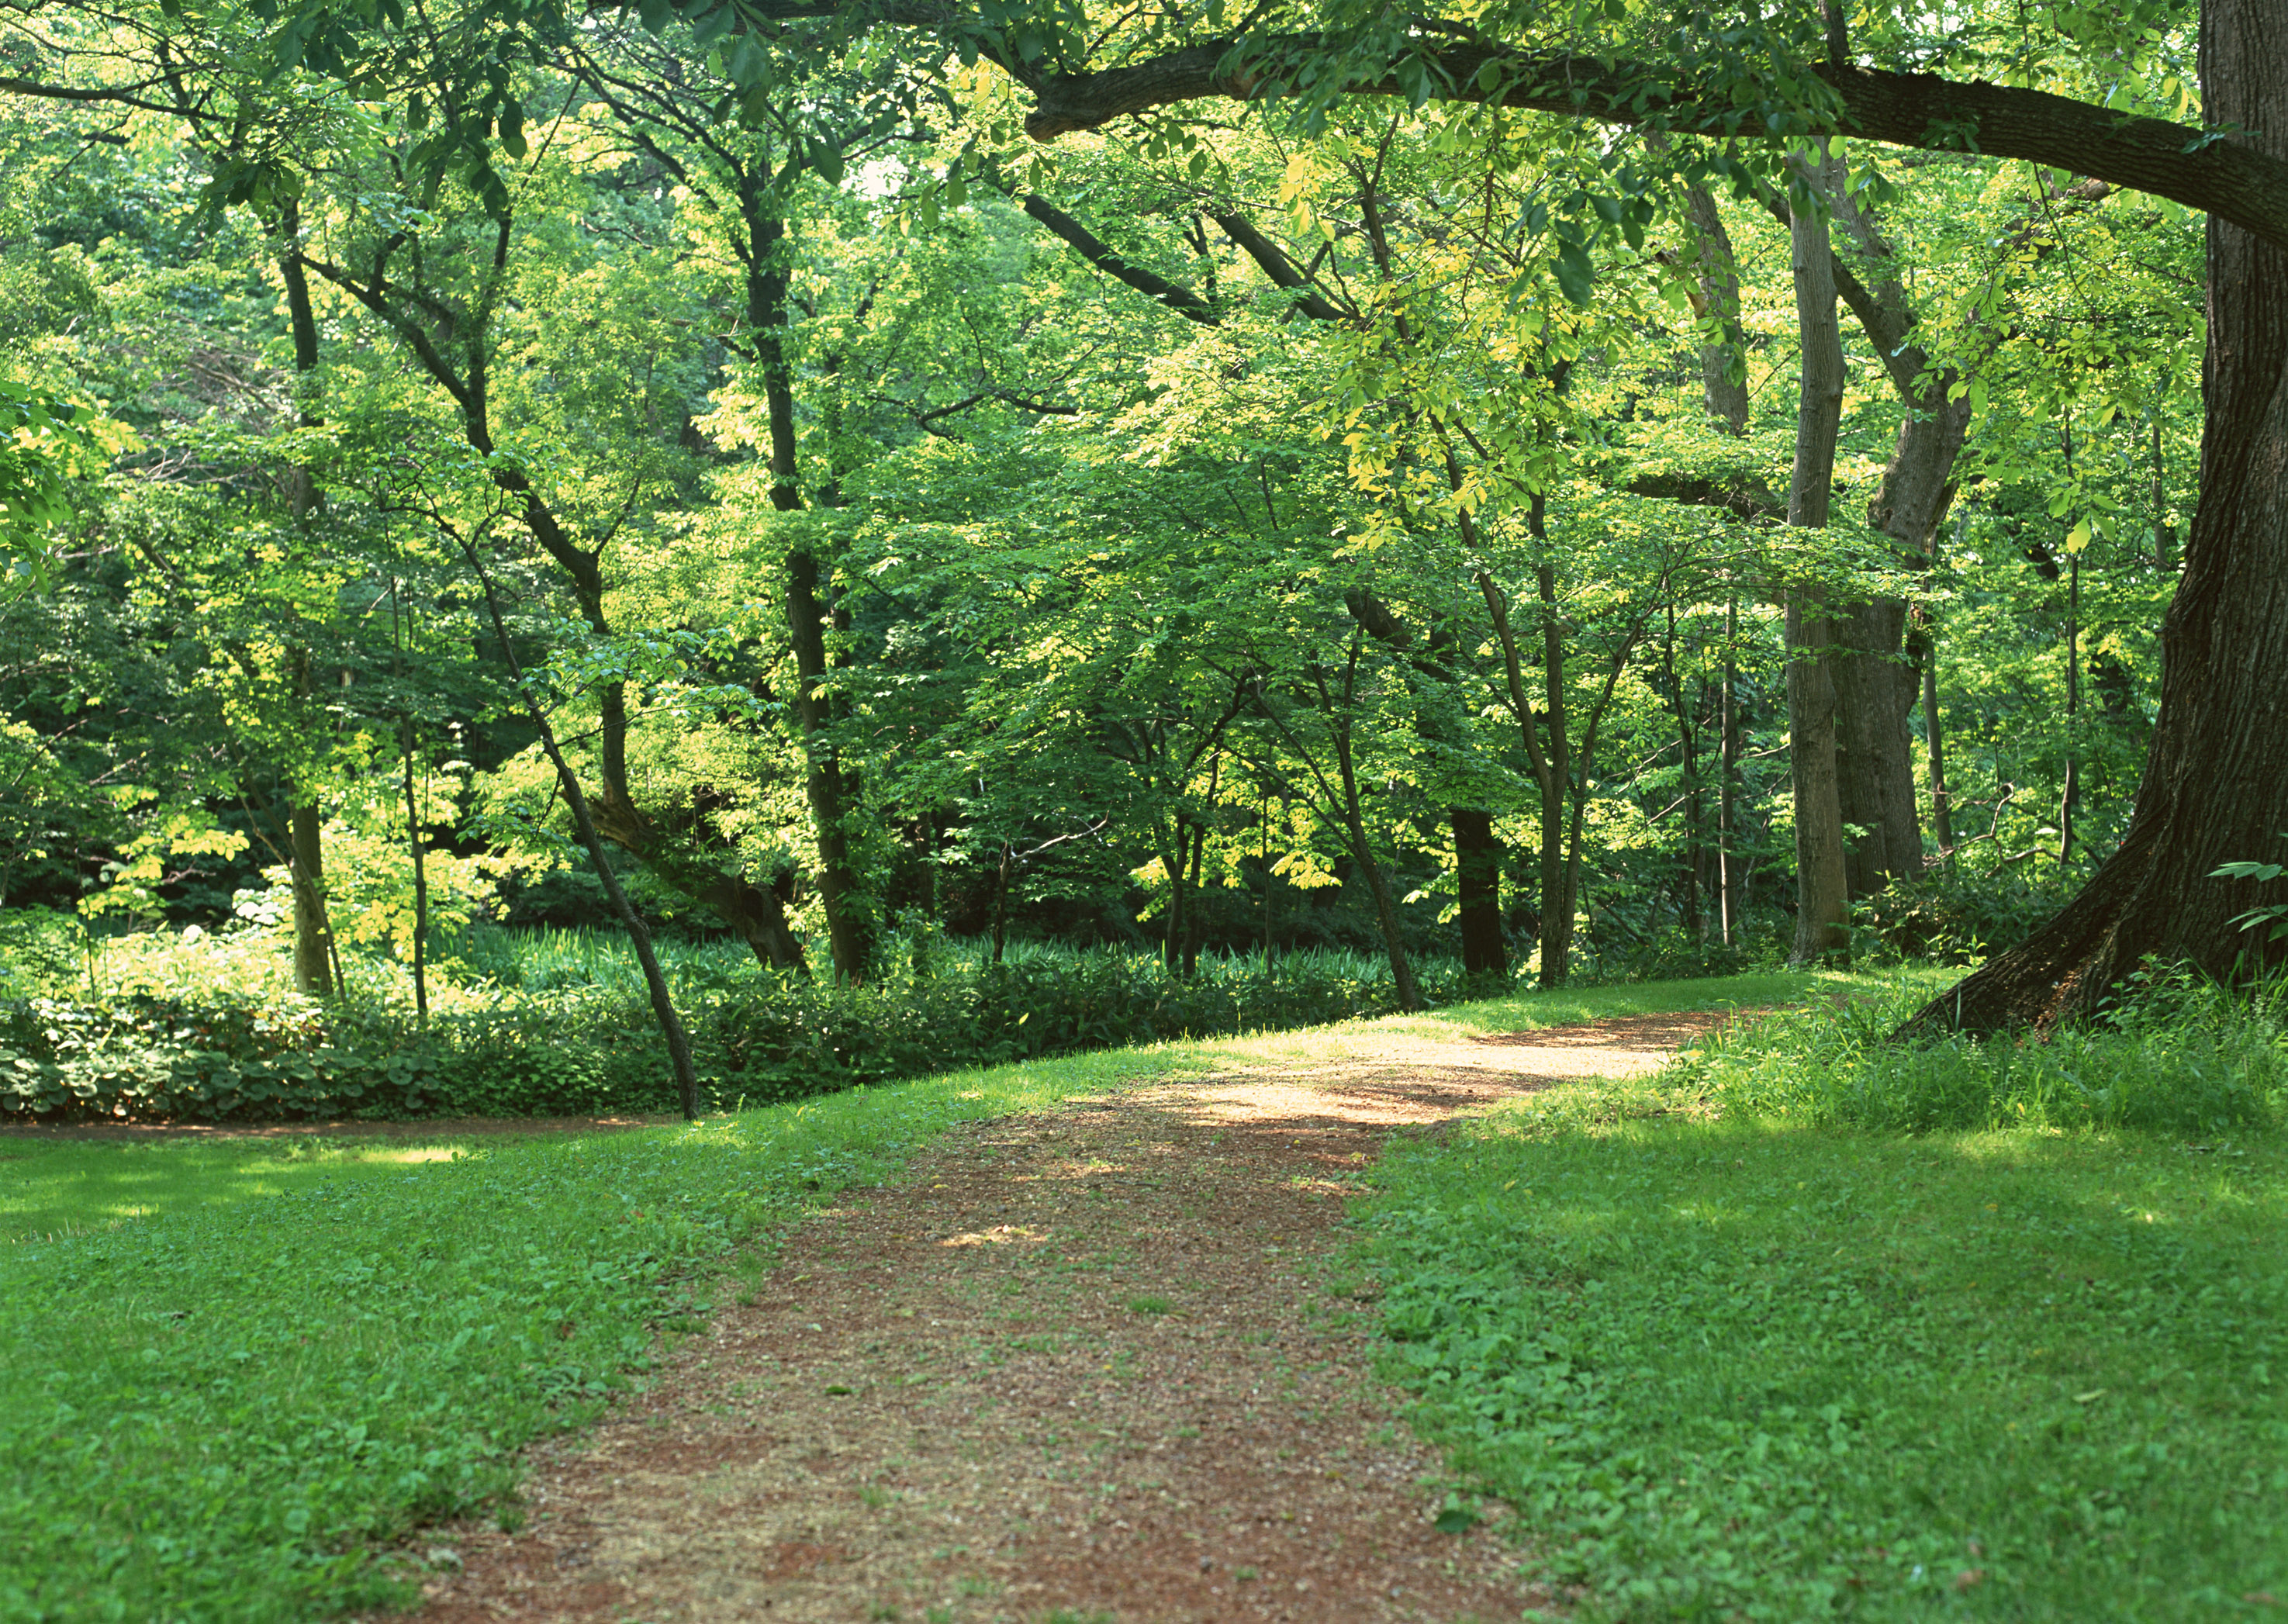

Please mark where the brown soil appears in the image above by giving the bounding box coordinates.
[399,1011,1726,1624]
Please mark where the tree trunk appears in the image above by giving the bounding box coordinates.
[749,203,872,983]
[992,841,1012,966]
[1181,818,1207,976]
[1720,595,1744,943]
[1163,818,1191,974]
[462,539,704,1119]
[1786,141,1853,966]
[1817,174,1974,896]
[289,793,334,997]
[402,717,429,1026]
[1452,807,1508,975]
[1536,554,1574,985]
[277,202,334,1000]
[1920,610,1957,855]
[1904,0,2288,1032]
[1680,182,1751,434]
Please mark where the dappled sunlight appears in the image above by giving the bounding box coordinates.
[935,1224,1048,1246]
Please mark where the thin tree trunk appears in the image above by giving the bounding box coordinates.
[1786,140,1853,966]
[277,202,333,999]
[1536,552,1575,984]
[748,202,871,983]
[462,539,703,1118]
[1182,817,1207,976]
[1253,642,1424,1011]
[1921,613,1956,855]
[2062,546,2081,864]
[1474,554,1568,985]
[992,842,1012,966]
[1721,594,1744,943]
[1904,0,2288,1033]
[1663,603,1704,937]
[402,717,429,1027]
[1163,818,1190,974]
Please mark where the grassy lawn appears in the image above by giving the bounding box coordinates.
[1362,1028,2288,1619]
[0,965,2027,1622]
[0,1043,1226,1622]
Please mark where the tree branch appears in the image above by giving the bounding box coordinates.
[1022,47,2288,253]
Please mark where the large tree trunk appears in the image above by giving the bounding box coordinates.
[1814,168,1975,897]
[1906,0,2288,1032]
[1452,807,1508,975]
[1786,142,1853,965]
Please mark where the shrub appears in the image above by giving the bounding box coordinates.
[1662,969,2288,1136]
[0,945,1470,1125]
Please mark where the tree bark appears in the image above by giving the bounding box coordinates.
[289,790,334,997]
[1452,807,1508,975]
[1679,183,1751,434]
[1920,608,1957,855]
[1020,47,2288,254]
[1903,0,2288,1032]
[461,539,703,1120]
[277,202,334,999]
[1719,594,1744,942]
[1786,142,1853,966]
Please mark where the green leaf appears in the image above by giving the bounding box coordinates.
[1553,241,1596,306]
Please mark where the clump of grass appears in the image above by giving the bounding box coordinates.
[1664,970,2288,1136]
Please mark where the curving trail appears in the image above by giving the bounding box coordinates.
[408,1012,1737,1624]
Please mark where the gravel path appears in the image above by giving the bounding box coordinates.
[407,1012,1736,1624]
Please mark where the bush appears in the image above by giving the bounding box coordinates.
[1663,969,2288,1136]
[0,945,1470,1125]
[1856,860,2082,962]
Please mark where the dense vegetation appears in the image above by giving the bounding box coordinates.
[8,0,2288,1616]
[0,0,2225,1120]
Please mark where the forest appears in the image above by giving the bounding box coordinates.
[5,0,2288,1617]
[0,0,2228,1117]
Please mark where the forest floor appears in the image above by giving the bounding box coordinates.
[403,1010,1743,1624]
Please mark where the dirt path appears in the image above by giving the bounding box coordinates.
[408,1012,1736,1624]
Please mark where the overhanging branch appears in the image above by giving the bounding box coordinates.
[1021,45,2288,253]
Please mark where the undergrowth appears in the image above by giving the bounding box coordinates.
[1660,971,2288,1137]
[0,935,1467,1123]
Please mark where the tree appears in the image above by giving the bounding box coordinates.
[970,0,2288,1028]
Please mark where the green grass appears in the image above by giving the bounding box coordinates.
[1361,989,2288,1621]
[0,1044,1203,1622]
[0,970,1819,1622]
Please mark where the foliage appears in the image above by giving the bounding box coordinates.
[0,1045,1179,1622]
[1854,858,2086,963]
[1664,972,2288,1136]
[1360,1047,2288,1619]
[0,930,1469,1123]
